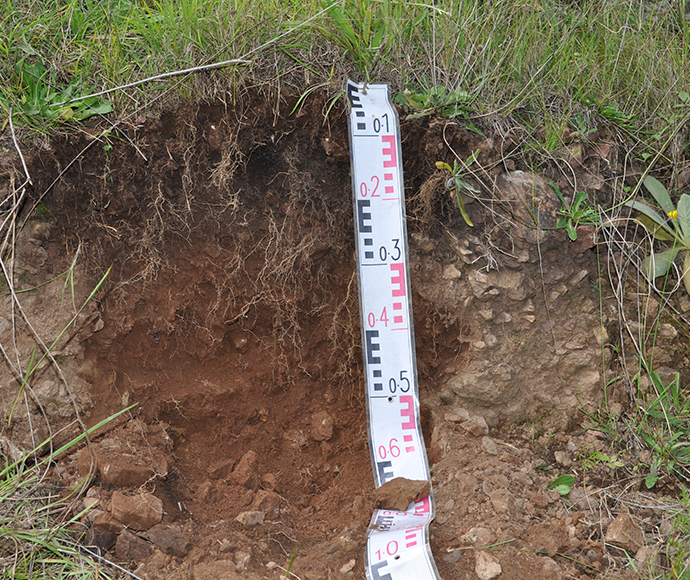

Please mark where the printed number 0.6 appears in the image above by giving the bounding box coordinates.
[378,438,400,460]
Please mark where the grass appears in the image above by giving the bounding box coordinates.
[0,406,134,579]
[0,0,688,164]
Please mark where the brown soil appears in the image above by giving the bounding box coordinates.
[0,90,677,580]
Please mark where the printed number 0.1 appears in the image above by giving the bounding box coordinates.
[373,113,390,134]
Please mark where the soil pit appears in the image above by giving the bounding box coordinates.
[0,91,659,580]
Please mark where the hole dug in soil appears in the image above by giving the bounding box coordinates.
[1,92,663,580]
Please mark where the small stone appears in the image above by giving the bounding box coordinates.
[461,527,495,547]
[198,480,220,502]
[529,492,551,509]
[445,409,470,423]
[475,551,502,580]
[540,556,561,577]
[147,524,191,557]
[235,511,265,526]
[90,530,117,553]
[482,437,498,455]
[455,473,479,494]
[605,513,645,551]
[77,448,99,480]
[92,511,124,534]
[340,559,356,574]
[658,324,678,339]
[373,477,430,511]
[478,309,493,321]
[489,489,517,517]
[99,451,156,487]
[261,473,277,491]
[110,491,163,531]
[235,550,251,569]
[443,264,463,280]
[443,550,463,563]
[84,496,99,510]
[311,411,334,441]
[569,270,589,286]
[568,487,598,511]
[115,530,153,563]
[209,458,235,480]
[635,546,651,566]
[554,451,572,467]
[231,450,258,487]
[250,490,281,519]
[460,416,489,437]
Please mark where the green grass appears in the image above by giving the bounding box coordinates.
[0,406,135,579]
[0,0,690,162]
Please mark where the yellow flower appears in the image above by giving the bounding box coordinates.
[668,210,678,219]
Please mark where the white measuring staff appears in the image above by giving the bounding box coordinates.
[346,80,441,580]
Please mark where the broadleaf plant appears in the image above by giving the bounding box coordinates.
[436,154,480,228]
[626,175,690,293]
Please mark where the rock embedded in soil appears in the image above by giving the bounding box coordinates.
[373,477,430,510]
[605,513,645,552]
[110,491,163,531]
[209,458,235,480]
[115,530,153,562]
[230,450,258,487]
[146,523,191,557]
[99,450,157,487]
[488,488,518,518]
[339,558,356,574]
[461,527,495,548]
[250,490,281,519]
[92,511,124,534]
[311,410,334,441]
[459,416,489,437]
[475,551,502,580]
[455,473,479,494]
[235,510,265,526]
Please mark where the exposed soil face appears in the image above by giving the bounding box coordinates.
[1,91,674,580]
